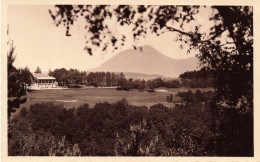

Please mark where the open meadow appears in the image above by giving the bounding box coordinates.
[18,87,214,110]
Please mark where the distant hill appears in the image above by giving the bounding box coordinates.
[92,45,199,78]
[114,72,164,80]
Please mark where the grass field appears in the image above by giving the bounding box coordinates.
[21,87,213,107]
[13,87,214,118]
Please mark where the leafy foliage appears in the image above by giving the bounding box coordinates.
[48,136,81,156]
[176,90,253,156]
[9,104,81,156]
[9,98,218,156]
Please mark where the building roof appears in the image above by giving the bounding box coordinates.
[33,73,56,80]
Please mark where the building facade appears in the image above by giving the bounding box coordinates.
[32,73,58,88]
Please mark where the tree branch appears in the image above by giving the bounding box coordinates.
[165,26,194,38]
[165,25,227,44]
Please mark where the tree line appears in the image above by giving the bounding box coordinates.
[48,68,214,90]
[116,71,214,91]
[48,68,85,87]
[179,70,214,80]
[49,69,128,88]
[179,70,215,88]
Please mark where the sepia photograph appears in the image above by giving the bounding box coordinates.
[2,1,259,161]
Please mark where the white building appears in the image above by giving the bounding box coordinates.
[32,73,58,88]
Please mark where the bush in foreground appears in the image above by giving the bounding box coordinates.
[8,96,253,156]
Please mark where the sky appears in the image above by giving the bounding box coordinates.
[7,5,212,73]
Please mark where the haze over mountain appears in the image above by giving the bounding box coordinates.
[92,45,199,78]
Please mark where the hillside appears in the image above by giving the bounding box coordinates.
[92,45,199,77]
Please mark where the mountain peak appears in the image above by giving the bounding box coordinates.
[92,46,199,77]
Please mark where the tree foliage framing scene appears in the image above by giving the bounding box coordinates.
[5,3,254,158]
